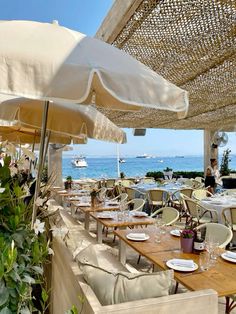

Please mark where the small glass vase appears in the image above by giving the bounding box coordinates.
[180,237,194,253]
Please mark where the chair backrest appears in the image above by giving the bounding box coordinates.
[195,177,204,183]
[120,179,133,187]
[191,179,204,189]
[222,207,236,228]
[119,193,128,203]
[129,198,145,212]
[180,188,194,198]
[140,177,155,184]
[105,179,116,188]
[181,196,199,218]
[148,189,167,202]
[98,187,107,200]
[196,223,233,248]
[125,187,137,200]
[192,189,213,201]
[151,206,179,225]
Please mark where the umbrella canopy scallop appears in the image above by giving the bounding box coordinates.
[0,95,126,144]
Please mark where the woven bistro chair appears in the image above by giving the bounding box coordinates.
[170,188,194,209]
[151,206,179,226]
[192,189,213,201]
[195,223,233,249]
[147,189,169,212]
[181,194,218,225]
[222,207,236,241]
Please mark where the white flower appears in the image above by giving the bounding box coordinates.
[35,197,47,207]
[33,219,45,235]
[51,226,69,239]
[0,188,5,193]
[10,166,18,177]
[48,247,54,256]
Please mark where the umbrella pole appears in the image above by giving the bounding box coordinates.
[31,100,49,228]
[42,130,51,169]
[116,144,120,178]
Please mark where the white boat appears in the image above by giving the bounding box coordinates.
[157,159,164,163]
[136,154,151,158]
[71,156,88,168]
[119,158,126,163]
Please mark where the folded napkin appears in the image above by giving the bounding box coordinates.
[78,203,90,207]
[127,233,146,240]
[132,211,148,217]
[225,251,236,259]
[170,259,195,268]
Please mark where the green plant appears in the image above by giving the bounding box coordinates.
[120,172,125,179]
[0,145,51,313]
[66,175,73,182]
[163,167,173,172]
[220,149,231,176]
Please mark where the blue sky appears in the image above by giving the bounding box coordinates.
[1,0,235,157]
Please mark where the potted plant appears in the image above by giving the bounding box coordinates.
[64,175,73,190]
[163,167,173,180]
[180,228,195,253]
[220,149,236,188]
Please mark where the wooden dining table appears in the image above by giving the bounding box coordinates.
[114,226,236,298]
[90,212,155,243]
[71,200,120,230]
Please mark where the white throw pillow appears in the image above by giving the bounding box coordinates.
[81,264,174,306]
[76,243,126,272]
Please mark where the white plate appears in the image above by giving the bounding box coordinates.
[166,260,198,272]
[131,211,148,217]
[221,253,236,263]
[97,213,113,219]
[126,234,150,241]
[170,229,181,237]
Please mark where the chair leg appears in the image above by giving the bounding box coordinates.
[137,254,141,264]
[225,296,236,313]
[174,282,179,294]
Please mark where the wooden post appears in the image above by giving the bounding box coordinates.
[48,144,63,187]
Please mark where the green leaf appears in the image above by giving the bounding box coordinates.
[0,307,12,314]
[22,274,35,285]
[12,233,24,249]
[0,281,9,307]
[41,288,48,303]
[31,266,43,275]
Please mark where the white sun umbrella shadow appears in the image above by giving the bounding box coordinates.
[0,20,189,225]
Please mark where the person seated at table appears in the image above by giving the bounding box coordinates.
[205,158,220,194]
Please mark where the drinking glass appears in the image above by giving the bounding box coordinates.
[199,252,210,271]
[155,228,162,243]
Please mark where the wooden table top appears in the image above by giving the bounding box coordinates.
[73,202,120,213]
[114,227,236,297]
[90,212,155,228]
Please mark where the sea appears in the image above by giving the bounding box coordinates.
[62,155,236,180]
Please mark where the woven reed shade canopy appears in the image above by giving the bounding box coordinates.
[96,0,236,131]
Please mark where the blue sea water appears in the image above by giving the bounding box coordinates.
[62,155,236,180]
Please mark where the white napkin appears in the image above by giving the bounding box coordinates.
[132,211,148,217]
[170,259,195,268]
[127,233,146,240]
[78,203,90,207]
[97,213,112,218]
[225,251,236,259]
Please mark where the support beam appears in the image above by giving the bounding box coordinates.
[204,130,218,173]
[96,0,142,43]
[48,144,63,187]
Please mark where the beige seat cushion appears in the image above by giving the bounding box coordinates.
[81,264,174,305]
[76,243,127,272]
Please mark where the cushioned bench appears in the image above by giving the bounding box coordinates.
[48,201,218,314]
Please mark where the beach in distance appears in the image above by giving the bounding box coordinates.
[62,155,236,180]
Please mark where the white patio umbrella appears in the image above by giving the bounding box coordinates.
[0,125,87,144]
[0,20,188,115]
[0,20,188,225]
[0,95,126,144]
